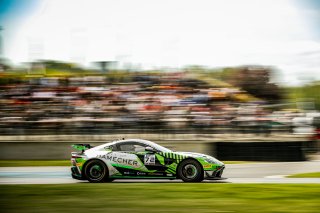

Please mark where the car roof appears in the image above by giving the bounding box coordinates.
[92,139,153,150]
[112,139,153,145]
[90,138,172,153]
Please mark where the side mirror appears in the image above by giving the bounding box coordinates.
[104,145,113,151]
[145,146,156,153]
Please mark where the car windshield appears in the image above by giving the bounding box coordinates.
[143,140,172,153]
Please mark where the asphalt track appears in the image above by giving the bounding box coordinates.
[1,161,320,184]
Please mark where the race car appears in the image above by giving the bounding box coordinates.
[71,139,225,182]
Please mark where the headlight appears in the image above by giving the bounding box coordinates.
[204,157,217,164]
[204,157,223,165]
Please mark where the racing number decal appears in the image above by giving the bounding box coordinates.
[144,154,155,165]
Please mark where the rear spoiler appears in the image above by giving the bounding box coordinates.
[72,144,93,152]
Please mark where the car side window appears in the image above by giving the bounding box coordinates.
[117,142,148,152]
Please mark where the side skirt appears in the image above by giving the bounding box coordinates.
[110,176,177,179]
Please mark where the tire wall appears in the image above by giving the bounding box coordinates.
[215,141,308,161]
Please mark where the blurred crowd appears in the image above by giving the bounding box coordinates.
[0,72,319,135]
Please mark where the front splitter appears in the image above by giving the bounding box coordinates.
[205,177,228,180]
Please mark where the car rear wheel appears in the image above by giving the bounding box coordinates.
[84,160,109,183]
[178,159,203,182]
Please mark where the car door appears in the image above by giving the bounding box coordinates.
[102,142,145,177]
[114,141,167,177]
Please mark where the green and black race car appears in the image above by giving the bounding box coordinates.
[71,139,225,182]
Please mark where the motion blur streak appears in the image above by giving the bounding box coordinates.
[0,63,319,137]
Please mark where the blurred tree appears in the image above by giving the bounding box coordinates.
[209,66,283,103]
[39,60,80,70]
[286,82,320,110]
[94,61,116,73]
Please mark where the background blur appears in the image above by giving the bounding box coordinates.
[0,0,319,161]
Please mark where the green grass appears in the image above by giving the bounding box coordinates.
[0,160,251,167]
[0,160,70,167]
[287,172,320,178]
[1,184,319,213]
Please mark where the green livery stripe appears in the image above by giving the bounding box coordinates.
[166,168,176,174]
[156,154,165,165]
[112,172,122,176]
[135,156,145,166]
[111,164,133,169]
[167,163,177,170]
[167,165,175,170]
[167,168,175,172]
[167,162,177,174]
[159,152,187,162]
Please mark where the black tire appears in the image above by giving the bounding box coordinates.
[84,160,109,183]
[177,159,204,182]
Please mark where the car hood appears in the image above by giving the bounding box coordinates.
[173,151,224,166]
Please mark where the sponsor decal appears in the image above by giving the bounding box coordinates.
[97,153,138,166]
[137,172,146,176]
[76,162,83,167]
[148,172,164,176]
[144,154,155,165]
[203,164,212,169]
[124,171,135,175]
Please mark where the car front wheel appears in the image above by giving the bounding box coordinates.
[177,159,204,182]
